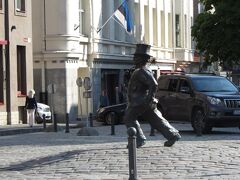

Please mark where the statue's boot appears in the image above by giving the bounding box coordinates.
[164,133,181,147]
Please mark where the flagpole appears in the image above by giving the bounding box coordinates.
[97,0,127,33]
[97,12,116,33]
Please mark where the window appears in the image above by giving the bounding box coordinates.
[157,77,169,91]
[78,0,85,34]
[0,46,3,103]
[179,79,190,93]
[176,14,181,47]
[16,0,25,12]
[17,46,26,96]
[168,79,178,92]
[0,0,2,10]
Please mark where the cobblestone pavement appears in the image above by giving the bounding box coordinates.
[0,123,240,180]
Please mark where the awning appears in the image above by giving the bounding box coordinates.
[0,40,8,45]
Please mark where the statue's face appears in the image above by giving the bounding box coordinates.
[133,56,149,66]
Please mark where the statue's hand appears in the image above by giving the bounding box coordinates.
[149,98,158,109]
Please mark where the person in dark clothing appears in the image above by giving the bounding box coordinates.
[124,44,181,148]
[115,86,124,104]
[25,89,38,127]
[99,90,109,108]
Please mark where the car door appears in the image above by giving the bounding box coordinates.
[165,78,179,119]
[175,78,192,121]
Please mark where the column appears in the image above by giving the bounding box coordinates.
[157,0,161,47]
[148,1,153,45]
[139,0,145,42]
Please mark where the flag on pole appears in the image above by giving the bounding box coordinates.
[113,0,133,33]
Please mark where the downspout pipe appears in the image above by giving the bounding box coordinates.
[4,0,11,124]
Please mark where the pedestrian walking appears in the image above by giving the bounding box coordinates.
[124,44,181,148]
[25,89,38,127]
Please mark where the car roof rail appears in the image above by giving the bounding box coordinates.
[186,72,217,76]
[160,70,185,75]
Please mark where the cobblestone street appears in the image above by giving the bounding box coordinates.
[0,123,239,179]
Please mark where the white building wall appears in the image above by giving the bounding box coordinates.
[32,0,194,115]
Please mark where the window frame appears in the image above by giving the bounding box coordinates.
[15,0,27,16]
[78,0,85,34]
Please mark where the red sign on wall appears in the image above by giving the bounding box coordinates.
[0,40,8,45]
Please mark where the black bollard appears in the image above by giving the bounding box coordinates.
[53,113,57,132]
[89,113,93,127]
[65,113,70,133]
[43,114,46,129]
[111,112,115,135]
[127,127,137,180]
[149,126,155,136]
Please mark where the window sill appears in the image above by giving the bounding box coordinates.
[15,10,27,17]
[17,91,26,97]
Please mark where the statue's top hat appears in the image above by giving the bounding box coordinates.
[134,43,152,57]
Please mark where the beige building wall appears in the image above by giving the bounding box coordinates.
[0,0,33,125]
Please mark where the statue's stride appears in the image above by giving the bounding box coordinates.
[124,44,181,148]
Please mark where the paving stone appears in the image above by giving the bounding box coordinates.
[0,124,239,179]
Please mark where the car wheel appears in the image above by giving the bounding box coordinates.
[105,112,118,125]
[35,113,42,124]
[191,108,212,135]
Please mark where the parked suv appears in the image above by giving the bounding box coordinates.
[156,73,240,134]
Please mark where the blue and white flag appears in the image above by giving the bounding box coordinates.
[113,0,133,33]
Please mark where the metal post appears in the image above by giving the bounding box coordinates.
[54,113,57,132]
[65,113,70,133]
[43,114,46,129]
[127,127,137,180]
[111,112,115,135]
[149,126,155,136]
[89,113,93,127]
[86,97,89,127]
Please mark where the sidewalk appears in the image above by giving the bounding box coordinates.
[0,121,81,136]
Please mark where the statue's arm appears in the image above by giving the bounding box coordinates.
[139,69,158,103]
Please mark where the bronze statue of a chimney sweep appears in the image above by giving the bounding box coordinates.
[124,43,181,148]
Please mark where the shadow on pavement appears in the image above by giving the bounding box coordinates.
[0,147,127,172]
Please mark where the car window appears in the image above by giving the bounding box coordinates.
[179,79,190,93]
[192,77,238,92]
[157,77,169,90]
[168,78,178,92]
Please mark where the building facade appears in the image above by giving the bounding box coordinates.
[32,0,193,122]
[0,0,33,125]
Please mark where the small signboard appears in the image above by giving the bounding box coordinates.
[76,77,83,87]
[83,91,92,98]
[47,83,57,94]
[83,77,91,90]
